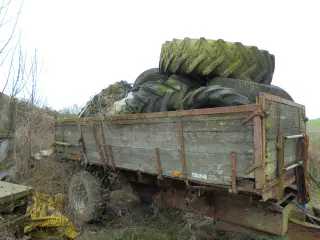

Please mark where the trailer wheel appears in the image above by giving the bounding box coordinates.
[68,171,106,223]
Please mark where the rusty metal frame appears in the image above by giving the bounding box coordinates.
[277,134,285,199]
[100,122,110,167]
[108,144,115,171]
[131,184,311,237]
[178,117,187,181]
[90,123,108,171]
[253,103,264,190]
[231,152,238,194]
[155,148,163,180]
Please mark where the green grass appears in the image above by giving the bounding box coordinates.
[308,119,320,141]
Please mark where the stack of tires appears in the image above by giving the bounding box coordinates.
[110,37,293,115]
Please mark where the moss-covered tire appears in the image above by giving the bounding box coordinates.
[181,85,252,110]
[68,171,106,223]
[122,74,200,114]
[133,68,168,89]
[80,80,132,117]
[159,37,275,84]
[207,77,293,102]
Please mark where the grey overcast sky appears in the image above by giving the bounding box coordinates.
[11,0,320,118]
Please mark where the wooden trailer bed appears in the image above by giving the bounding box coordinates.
[54,92,308,201]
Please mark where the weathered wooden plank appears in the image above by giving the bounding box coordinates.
[0,181,33,204]
[266,139,298,158]
[55,104,259,123]
[83,137,254,155]
[104,130,180,142]
[184,131,253,144]
[55,112,252,127]
[265,118,300,133]
[185,151,254,180]
[86,120,253,133]
[83,145,254,185]
[265,155,297,180]
[263,97,305,182]
[264,100,300,118]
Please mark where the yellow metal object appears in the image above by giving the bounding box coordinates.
[24,191,79,239]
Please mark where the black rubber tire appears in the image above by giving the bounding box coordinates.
[68,171,106,223]
[181,85,252,110]
[133,68,168,89]
[121,74,199,114]
[207,77,293,102]
[159,37,275,84]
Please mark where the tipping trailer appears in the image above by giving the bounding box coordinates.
[54,92,320,239]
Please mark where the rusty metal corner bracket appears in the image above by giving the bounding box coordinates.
[241,110,268,125]
[244,164,263,175]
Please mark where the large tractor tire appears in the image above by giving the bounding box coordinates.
[207,77,293,102]
[181,85,252,110]
[117,75,250,114]
[68,171,107,223]
[122,74,198,114]
[159,37,275,85]
[133,68,168,89]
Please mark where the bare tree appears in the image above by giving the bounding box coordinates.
[0,0,47,175]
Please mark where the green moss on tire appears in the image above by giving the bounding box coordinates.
[159,37,275,85]
[207,77,293,102]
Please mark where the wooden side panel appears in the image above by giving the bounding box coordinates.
[55,112,256,186]
[264,99,306,180]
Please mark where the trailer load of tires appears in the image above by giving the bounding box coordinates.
[80,37,293,117]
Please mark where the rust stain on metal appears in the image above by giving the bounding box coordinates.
[304,135,310,170]
[178,117,187,180]
[253,108,264,190]
[277,135,285,199]
[241,110,266,125]
[133,185,287,236]
[100,122,110,167]
[231,152,238,194]
[287,221,320,240]
[155,148,163,179]
[244,164,263,175]
[108,144,115,170]
[262,173,296,201]
[91,123,107,171]
[295,137,311,204]
[260,94,267,187]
